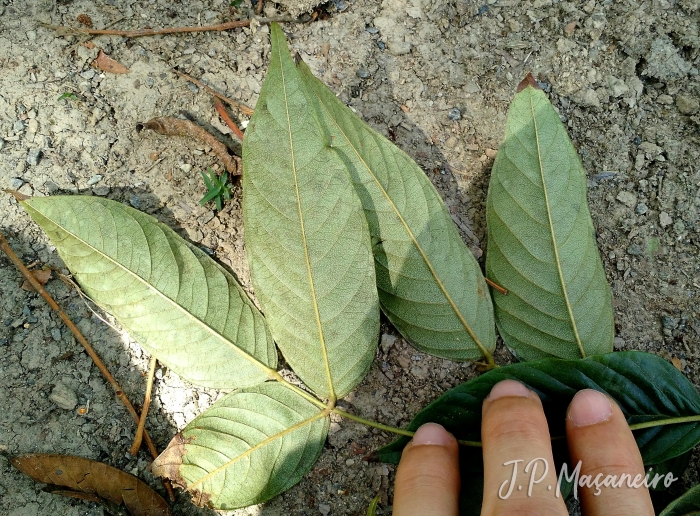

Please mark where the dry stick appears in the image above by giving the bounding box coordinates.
[213,98,246,141]
[173,69,254,116]
[43,16,294,39]
[130,356,157,456]
[44,19,250,38]
[0,233,175,500]
[256,0,264,15]
[485,277,508,295]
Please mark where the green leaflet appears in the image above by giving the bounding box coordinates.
[486,82,613,360]
[378,351,700,516]
[242,24,379,399]
[152,382,329,510]
[659,484,700,516]
[21,196,276,388]
[297,55,495,362]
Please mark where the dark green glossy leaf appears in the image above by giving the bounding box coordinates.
[486,80,613,360]
[659,483,700,516]
[379,352,700,468]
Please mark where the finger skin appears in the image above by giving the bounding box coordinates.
[565,389,655,516]
[394,423,460,516]
[481,380,568,516]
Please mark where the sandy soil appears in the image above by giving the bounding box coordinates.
[0,0,698,514]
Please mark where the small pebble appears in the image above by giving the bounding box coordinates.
[51,328,61,341]
[87,174,103,186]
[676,94,699,115]
[377,41,386,50]
[129,195,141,209]
[319,504,331,516]
[10,177,24,189]
[635,202,648,215]
[187,82,199,93]
[659,211,673,227]
[92,186,110,196]
[365,26,379,34]
[27,119,38,134]
[26,148,42,166]
[356,68,370,79]
[616,191,637,208]
[613,337,626,350]
[626,243,642,256]
[49,382,78,410]
[13,120,25,133]
[80,69,96,80]
[661,315,678,330]
[448,108,461,121]
[0,137,5,150]
[380,333,397,353]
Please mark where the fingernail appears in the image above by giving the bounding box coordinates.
[411,423,453,446]
[487,379,530,400]
[568,389,612,427]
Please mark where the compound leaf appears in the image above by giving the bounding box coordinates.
[21,196,276,388]
[11,453,171,516]
[379,351,700,467]
[242,24,379,399]
[153,382,329,510]
[297,48,495,362]
[486,78,613,360]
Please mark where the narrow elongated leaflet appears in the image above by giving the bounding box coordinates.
[21,196,276,388]
[297,54,495,362]
[242,24,379,399]
[486,77,613,360]
[153,382,329,510]
[379,352,700,466]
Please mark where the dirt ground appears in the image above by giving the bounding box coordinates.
[0,0,698,514]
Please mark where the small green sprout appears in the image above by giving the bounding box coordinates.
[58,92,81,102]
[199,168,232,211]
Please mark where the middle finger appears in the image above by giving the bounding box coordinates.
[480,380,568,516]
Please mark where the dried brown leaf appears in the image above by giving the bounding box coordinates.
[94,50,130,74]
[139,116,240,175]
[672,357,683,371]
[21,269,52,291]
[11,454,172,516]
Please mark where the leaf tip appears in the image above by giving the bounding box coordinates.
[516,73,541,93]
[4,189,31,202]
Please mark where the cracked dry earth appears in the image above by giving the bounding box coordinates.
[0,0,699,514]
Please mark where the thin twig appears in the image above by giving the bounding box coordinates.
[173,69,254,116]
[138,117,241,175]
[44,19,250,37]
[42,16,295,39]
[256,0,264,15]
[485,277,508,295]
[130,356,157,456]
[0,233,174,500]
[213,98,245,141]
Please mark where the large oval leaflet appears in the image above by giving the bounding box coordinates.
[242,24,380,400]
[486,78,614,360]
[297,52,496,365]
[21,196,277,389]
[152,382,329,510]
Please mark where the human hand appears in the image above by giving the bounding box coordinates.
[393,379,655,515]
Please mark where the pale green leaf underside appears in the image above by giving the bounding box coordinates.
[486,86,613,360]
[297,62,495,361]
[22,196,276,388]
[242,24,379,399]
[153,382,329,510]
